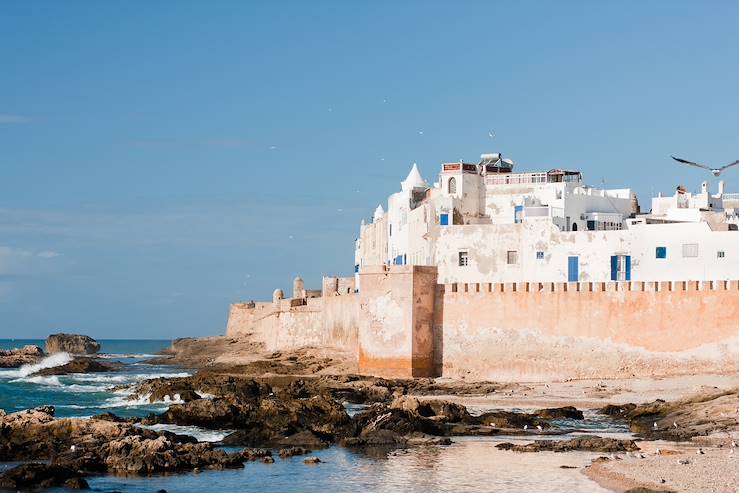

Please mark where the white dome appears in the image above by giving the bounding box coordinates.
[373,204,385,222]
[401,163,428,191]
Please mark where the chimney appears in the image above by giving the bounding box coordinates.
[718,180,725,196]
[701,181,709,194]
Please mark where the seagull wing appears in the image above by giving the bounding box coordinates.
[719,159,739,171]
[671,155,712,171]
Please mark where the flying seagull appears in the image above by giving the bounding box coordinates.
[671,155,739,177]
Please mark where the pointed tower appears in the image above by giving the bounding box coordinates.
[401,163,429,191]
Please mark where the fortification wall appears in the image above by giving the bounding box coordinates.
[357,265,437,377]
[226,270,739,381]
[437,280,739,381]
[226,295,361,353]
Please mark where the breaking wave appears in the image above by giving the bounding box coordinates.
[12,375,63,386]
[0,352,72,379]
[139,424,233,443]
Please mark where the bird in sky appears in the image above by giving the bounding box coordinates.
[488,131,495,139]
[671,155,739,177]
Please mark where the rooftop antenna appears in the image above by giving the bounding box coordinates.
[671,155,739,177]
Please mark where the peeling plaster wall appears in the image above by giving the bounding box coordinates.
[357,265,437,377]
[226,295,361,353]
[437,281,739,381]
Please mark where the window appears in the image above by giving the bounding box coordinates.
[514,205,523,224]
[610,255,631,281]
[448,177,457,194]
[507,250,518,265]
[458,251,468,267]
[440,213,449,226]
[656,247,667,259]
[717,251,726,259]
[536,251,544,260]
[682,243,699,258]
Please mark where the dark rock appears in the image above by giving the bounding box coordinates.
[0,345,44,368]
[477,410,550,429]
[144,378,352,447]
[37,357,121,376]
[46,334,100,355]
[0,463,88,490]
[535,406,584,420]
[495,436,639,453]
[599,403,637,416]
[64,477,91,489]
[240,448,271,461]
[278,447,311,458]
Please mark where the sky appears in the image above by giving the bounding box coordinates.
[1,1,738,339]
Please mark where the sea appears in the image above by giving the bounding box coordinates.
[0,339,619,492]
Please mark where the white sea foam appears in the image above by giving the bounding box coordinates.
[11,375,63,386]
[0,352,73,379]
[100,392,185,409]
[139,424,233,443]
[97,353,158,360]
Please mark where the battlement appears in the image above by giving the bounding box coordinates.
[227,266,739,381]
[444,279,739,294]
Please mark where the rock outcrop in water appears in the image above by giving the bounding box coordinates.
[46,334,100,355]
[141,377,354,448]
[598,388,739,441]
[36,357,121,376]
[0,463,90,490]
[495,436,639,453]
[0,406,249,486]
[0,345,44,368]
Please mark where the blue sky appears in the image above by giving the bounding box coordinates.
[1,1,738,338]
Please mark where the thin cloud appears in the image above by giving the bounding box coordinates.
[0,114,32,124]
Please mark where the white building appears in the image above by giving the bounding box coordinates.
[355,153,739,286]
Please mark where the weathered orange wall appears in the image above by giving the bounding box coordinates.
[357,265,438,378]
[226,272,739,381]
[437,280,739,380]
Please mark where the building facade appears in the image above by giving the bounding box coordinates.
[355,154,739,286]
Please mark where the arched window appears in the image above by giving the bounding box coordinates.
[448,177,457,194]
[572,223,578,231]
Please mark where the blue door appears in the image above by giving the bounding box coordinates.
[568,256,579,282]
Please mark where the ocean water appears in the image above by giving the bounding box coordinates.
[0,340,614,492]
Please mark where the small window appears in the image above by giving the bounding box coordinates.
[440,213,449,226]
[656,247,667,259]
[458,251,468,267]
[507,250,518,265]
[536,251,544,260]
[682,243,699,258]
[717,250,725,259]
[448,177,457,194]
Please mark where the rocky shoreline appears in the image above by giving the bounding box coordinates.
[1,336,738,492]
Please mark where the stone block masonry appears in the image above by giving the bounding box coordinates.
[227,269,739,381]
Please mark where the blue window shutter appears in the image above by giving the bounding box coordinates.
[656,247,666,259]
[354,264,359,273]
[610,256,618,281]
[568,256,579,282]
[625,256,631,281]
[514,205,523,224]
[440,213,449,226]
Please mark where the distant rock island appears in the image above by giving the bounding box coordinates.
[45,333,100,355]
